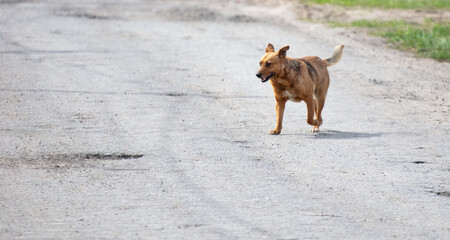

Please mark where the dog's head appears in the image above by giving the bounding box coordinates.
[256,43,289,82]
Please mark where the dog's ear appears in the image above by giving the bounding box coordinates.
[278,45,290,58]
[265,43,275,53]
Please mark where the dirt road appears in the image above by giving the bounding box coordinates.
[1,0,449,239]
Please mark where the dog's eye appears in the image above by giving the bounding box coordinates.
[266,62,271,67]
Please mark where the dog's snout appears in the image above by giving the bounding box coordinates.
[256,73,262,78]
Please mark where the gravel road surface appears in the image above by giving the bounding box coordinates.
[1,0,449,239]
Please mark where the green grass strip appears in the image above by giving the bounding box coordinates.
[331,20,450,60]
[301,0,450,9]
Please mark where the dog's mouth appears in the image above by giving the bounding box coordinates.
[261,72,275,82]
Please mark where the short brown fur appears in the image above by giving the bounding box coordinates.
[256,44,344,134]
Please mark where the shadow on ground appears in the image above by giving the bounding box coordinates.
[312,130,383,139]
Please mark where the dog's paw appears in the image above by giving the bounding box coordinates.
[310,126,320,132]
[269,130,281,135]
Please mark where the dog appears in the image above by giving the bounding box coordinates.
[256,43,344,134]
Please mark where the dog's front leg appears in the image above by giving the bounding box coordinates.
[270,98,287,135]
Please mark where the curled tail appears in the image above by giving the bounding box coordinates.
[324,45,344,67]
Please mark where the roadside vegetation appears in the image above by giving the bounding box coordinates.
[302,0,450,9]
[330,19,450,60]
[301,0,450,60]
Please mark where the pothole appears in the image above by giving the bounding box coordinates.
[0,153,144,170]
[42,153,144,170]
[44,153,144,161]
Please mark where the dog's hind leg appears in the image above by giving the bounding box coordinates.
[305,96,319,131]
[312,95,325,132]
[312,82,329,132]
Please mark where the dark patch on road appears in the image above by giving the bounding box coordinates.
[0,0,32,4]
[45,153,144,170]
[54,8,117,20]
[43,153,143,161]
[232,140,249,144]
[164,92,186,97]
[0,153,144,170]
[104,168,150,171]
[1,88,267,100]
[83,153,144,160]
[160,5,255,22]
[412,161,426,164]
[252,158,262,162]
[369,78,387,85]
[400,91,423,101]
[228,14,255,22]
[435,191,450,197]
[178,223,205,229]
[71,13,110,20]
[162,6,219,21]
[231,140,252,149]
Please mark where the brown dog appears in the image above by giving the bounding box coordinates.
[256,44,344,134]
